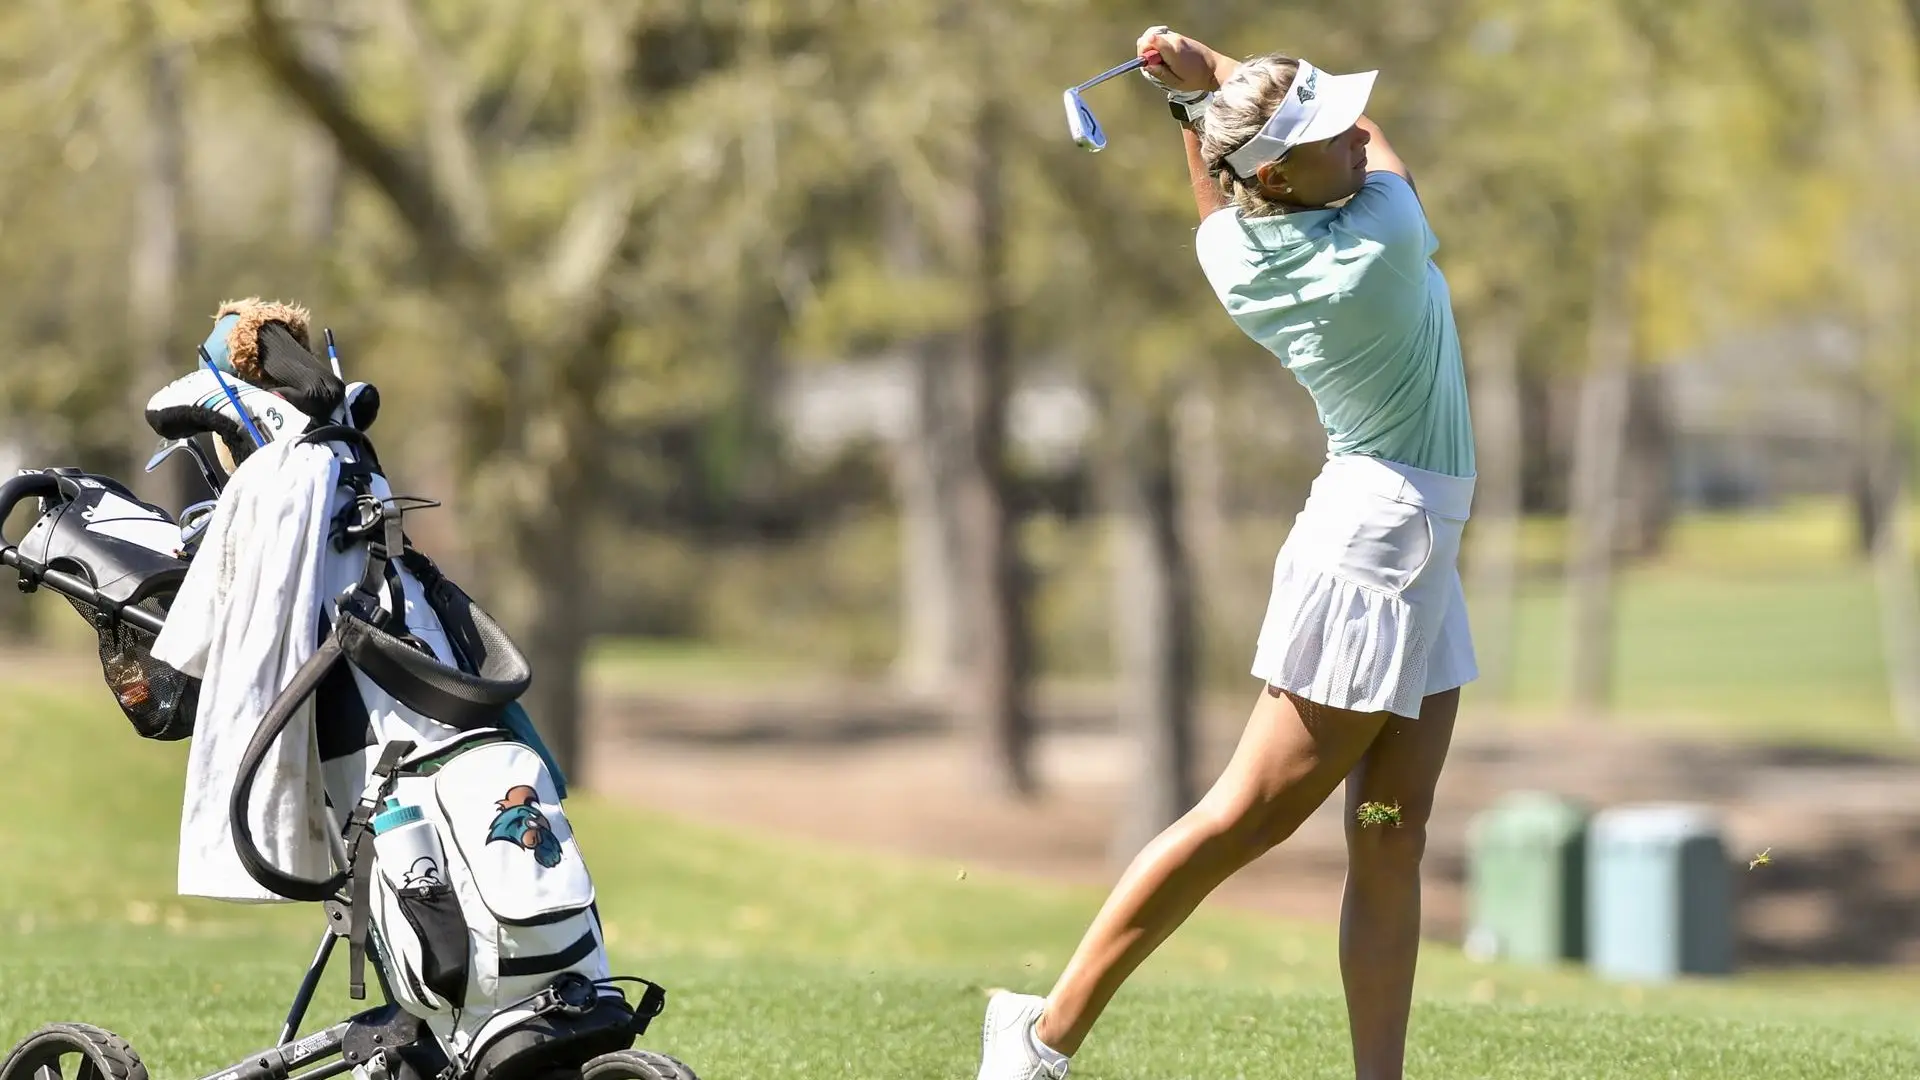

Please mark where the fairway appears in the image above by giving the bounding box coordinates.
[1496,566,1896,743]
[4,679,1918,1079]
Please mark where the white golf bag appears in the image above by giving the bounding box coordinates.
[137,307,664,1077]
[364,730,622,1061]
[209,423,657,1077]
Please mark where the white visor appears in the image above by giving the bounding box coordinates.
[1222,60,1378,180]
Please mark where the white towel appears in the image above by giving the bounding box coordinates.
[152,437,341,903]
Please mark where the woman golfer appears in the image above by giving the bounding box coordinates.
[977,26,1477,1080]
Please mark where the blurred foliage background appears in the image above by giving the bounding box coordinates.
[1,0,1917,836]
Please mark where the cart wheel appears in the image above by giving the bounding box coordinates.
[575,1049,700,1080]
[0,1024,148,1080]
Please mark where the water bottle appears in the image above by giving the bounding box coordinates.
[371,798,449,894]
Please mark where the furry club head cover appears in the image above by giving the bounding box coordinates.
[197,297,345,422]
[143,297,365,476]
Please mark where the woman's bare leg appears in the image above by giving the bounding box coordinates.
[1338,688,1460,1080]
[1032,687,1390,1055]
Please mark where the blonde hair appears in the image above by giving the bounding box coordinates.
[1198,54,1299,219]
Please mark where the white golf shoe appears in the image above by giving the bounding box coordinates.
[977,991,1071,1080]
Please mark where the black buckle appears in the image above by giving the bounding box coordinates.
[338,588,391,632]
[332,492,390,553]
[554,972,599,1016]
[522,972,601,1023]
[332,493,441,554]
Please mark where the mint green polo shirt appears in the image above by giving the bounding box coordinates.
[1194,171,1476,479]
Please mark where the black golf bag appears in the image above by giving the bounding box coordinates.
[4,468,201,741]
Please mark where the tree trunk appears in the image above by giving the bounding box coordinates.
[1618,366,1675,558]
[1864,411,1920,737]
[514,509,593,787]
[486,323,617,789]
[1173,382,1225,620]
[893,332,971,696]
[237,0,630,789]
[956,95,1035,796]
[294,1,346,252]
[1104,398,1199,863]
[126,13,198,513]
[1865,0,1920,736]
[886,186,968,699]
[1462,300,1524,705]
[1852,436,1886,557]
[1564,227,1639,718]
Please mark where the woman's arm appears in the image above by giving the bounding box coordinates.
[1356,116,1415,192]
[1182,125,1226,220]
[1141,31,1241,221]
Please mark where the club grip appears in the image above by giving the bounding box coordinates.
[0,472,58,549]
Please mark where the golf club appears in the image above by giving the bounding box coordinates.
[198,344,270,450]
[178,498,219,550]
[146,438,227,496]
[1064,48,1159,152]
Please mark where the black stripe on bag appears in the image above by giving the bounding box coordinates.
[500,909,588,928]
[498,929,598,978]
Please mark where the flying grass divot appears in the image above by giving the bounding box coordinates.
[1355,801,1403,828]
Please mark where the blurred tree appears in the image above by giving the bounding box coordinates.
[4,0,1908,754]
[0,1,147,470]
[1017,24,1227,849]
[1564,204,1642,717]
[1616,368,1674,558]
[882,186,969,701]
[289,0,345,261]
[1459,297,1525,703]
[1098,388,1200,859]
[953,69,1039,795]
[1404,0,1601,706]
[1555,0,1832,716]
[1834,0,1920,735]
[241,0,859,780]
[125,2,199,514]
[787,0,1045,794]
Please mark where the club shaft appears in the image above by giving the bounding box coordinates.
[1072,56,1145,93]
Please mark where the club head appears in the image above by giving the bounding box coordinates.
[146,437,226,495]
[1064,88,1107,152]
[145,438,211,480]
[178,499,219,550]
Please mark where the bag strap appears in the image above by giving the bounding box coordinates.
[345,738,415,1001]
[332,470,408,631]
[228,633,352,902]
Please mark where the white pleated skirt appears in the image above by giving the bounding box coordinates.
[1250,453,1478,720]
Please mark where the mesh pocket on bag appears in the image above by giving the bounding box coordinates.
[396,883,471,1007]
[64,592,199,741]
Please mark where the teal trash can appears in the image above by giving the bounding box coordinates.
[1586,803,1735,982]
[1463,791,1590,966]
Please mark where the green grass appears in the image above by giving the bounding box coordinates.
[4,679,1920,1079]
[1491,565,1898,745]
[586,636,818,693]
[1478,498,1912,747]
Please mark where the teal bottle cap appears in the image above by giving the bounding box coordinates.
[372,799,424,834]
